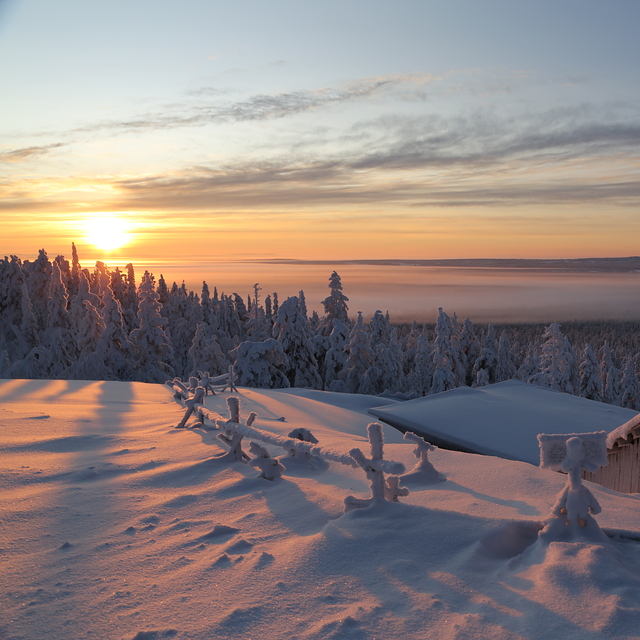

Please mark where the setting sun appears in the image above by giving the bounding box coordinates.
[84,213,133,251]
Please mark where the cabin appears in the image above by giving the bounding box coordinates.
[582,413,640,494]
[369,380,638,469]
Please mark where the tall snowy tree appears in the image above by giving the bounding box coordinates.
[95,283,136,380]
[431,308,456,394]
[341,312,375,394]
[321,271,350,332]
[273,295,322,388]
[528,323,574,394]
[323,319,350,391]
[187,322,229,378]
[130,271,174,383]
[619,357,639,410]
[42,262,76,377]
[577,344,603,401]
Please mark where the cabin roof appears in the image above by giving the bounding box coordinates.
[369,380,638,465]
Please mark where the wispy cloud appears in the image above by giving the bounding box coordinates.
[0,143,66,163]
[73,73,436,134]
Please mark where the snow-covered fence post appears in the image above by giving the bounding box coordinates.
[537,431,609,543]
[221,364,238,392]
[227,396,240,423]
[165,377,190,403]
[176,386,206,428]
[400,431,446,485]
[344,423,406,512]
[249,442,285,480]
[197,370,215,395]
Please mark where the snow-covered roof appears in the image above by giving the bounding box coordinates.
[606,412,640,449]
[369,380,638,465]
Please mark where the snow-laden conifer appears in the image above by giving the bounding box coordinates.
[495,331,517,382]
[528,323,574,394]
[273,295,322,388]
[341,312,375,394]
[130,271,174,383]
[321,271,350,331]
[619,357,640,410]
[577,344,603,401]
[431,308,456,394]
[231,339,290,388]
[95,283,135,380]
[187,322,228,378]
[43,262,76,377]
[323,319,350,390]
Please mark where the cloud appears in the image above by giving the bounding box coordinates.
[0,143,66,163]
[74,73,436,134]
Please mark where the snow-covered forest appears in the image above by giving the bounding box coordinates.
[1,247,639,410]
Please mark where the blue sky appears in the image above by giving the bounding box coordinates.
[1,0,639,262]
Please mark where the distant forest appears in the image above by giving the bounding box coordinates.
[1,247,639,410]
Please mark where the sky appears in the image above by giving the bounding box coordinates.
[1,0,640,266]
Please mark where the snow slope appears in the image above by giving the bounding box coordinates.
[1,379,639,640]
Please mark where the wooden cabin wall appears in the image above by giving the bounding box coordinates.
[583,438,640,494]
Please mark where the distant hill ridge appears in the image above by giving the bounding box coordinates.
[252,257,640,272]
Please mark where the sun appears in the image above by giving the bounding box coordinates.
[84,213,133,251]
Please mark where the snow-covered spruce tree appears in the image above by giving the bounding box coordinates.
[406,333,433,396]
[187,322,229,378]
[323,319,350,391]
[472,323,498,387]
[577,344,603,401]
[449,313,468,388]
[619,357,640,410]
[68,241,81,299]
[517,341,540,382]
[13,282,40,361]
[231,339,290,388]
[95,283,136,380]
[129,271,174,383]
[70,270,102,335]
[321,271,350,333]
[431,308,456,394]
[528,323,574,394]
[341,311,375,394]
[495,330,517,382]
[0,256,27,354]
[600,341,620,405]
[92,260,111,298]
[376,327,405,394]
[42,262,77,377]
[24,248,52,333]
[459,318,480,386]
[273,295,322,388]
[245,283,268,340]
[67,300,110,380]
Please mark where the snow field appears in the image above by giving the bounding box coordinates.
[1,379,640,640]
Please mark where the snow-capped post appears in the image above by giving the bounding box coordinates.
[537,431,610,543]
[344,422,406,512]
[188,376,199,392]
[249,441,285,480]
[400,431,446,485]
[221,364,238,392]
[227,396,240,423]
[176,386,206,428]
[197,370,216,395]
